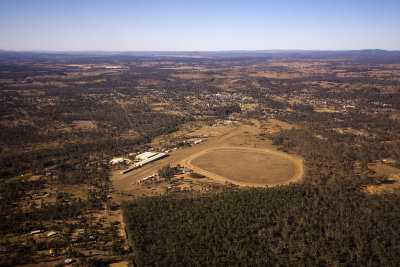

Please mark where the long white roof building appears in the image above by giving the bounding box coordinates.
[136,153,167,167]
[135,152,158,161]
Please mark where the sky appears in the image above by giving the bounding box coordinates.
[0,0,399,51]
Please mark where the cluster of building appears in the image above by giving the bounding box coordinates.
[115,139,205,175]
[135,152,167,167]
[120,151,167,174]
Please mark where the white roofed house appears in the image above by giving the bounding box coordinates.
[109,157,131,165]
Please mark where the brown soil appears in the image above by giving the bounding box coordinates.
[190,148,296,185]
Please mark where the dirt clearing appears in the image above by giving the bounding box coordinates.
[190,148,296,185]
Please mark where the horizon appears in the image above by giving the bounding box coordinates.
[1,48,399,53]
[1,0,400,51]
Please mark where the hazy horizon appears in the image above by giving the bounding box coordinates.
[1,49,399,53]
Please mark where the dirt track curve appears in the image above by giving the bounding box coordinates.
[183,146,303,187]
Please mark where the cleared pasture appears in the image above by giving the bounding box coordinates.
[190,148,296,185]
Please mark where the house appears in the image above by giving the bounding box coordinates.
[109,157,131,164]
[30,230,44,235]
[47,231,57,237]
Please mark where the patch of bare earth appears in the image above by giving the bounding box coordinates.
[362,162,400,194]
[190,148,296,185]
[72,120,97,129]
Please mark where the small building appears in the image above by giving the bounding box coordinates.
[63,259,74,265]
[121,168,134,174]
[109,158,131,165]
[31,230,44,235]
[140,175,154,183]
[47,231,57,237]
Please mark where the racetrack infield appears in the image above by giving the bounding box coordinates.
[190,149,295,184]
[186,146,301,186]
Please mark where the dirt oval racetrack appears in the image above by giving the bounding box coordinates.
[184,146,302,187]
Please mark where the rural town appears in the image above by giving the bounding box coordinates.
[1,0,400,266]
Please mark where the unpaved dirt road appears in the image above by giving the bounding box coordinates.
[184,146,302,187]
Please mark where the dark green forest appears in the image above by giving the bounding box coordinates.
[123,183,400,266]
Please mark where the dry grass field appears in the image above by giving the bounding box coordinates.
[362,175,400,194]
[72,120,97,129]
[189,148,296,185]
[361,162,400,194]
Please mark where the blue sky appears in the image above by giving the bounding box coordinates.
[0,0,399,51]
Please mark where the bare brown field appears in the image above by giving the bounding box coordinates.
[314,107,338,113]
[362,174,400,194]
[265,119,295,134]
[371,162,400,176]
[249,71,303,79]
[9,81,68,88]
[72,120,97,129]
[109,261,130,267]
[72,79,107,84]
[332,127,370,136]
[268,119,293,130]
[362,162,400,194]
[189,148,296,185]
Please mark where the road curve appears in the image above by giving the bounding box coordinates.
[182,146,303,187]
